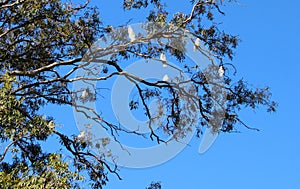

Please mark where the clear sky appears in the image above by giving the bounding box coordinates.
[45,0,300,188]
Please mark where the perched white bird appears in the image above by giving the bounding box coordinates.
[162,74,169,82]
[160,52,167,67]
[80,88,88,100]
[78,131,85,139]
[128,26,136,42]
[218,65,224,77]
[193,38,200,52]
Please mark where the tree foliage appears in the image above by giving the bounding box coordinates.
[0,0,276,188]
[146,182,161,189]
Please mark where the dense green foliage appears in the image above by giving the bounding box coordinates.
[0,0,276,188]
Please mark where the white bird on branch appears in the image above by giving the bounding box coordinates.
[162,74,169,82]
[218,65,224,77]
[193,38,200,52]
[78,131,85,139]
[128,26,136,42]
[80,88,88,100]
[160,52,167,67]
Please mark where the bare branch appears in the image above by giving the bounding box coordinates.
[0,141,16,162]
[0,0,25,10]
[9,58,82,76]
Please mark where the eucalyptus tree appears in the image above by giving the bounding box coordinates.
[0,0,276,188]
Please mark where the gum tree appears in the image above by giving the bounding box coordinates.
[0,0,276,188]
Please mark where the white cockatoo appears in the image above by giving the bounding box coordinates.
[162,74,169,82]
[128,26,136,42]
[78,130,85,139]
[193,38,200,52]
[218,65,224,77]
[80,88,88,100]
[160,52,167,67]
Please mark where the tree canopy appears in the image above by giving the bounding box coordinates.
[0,0,277,188]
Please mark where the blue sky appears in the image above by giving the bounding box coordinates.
[46,0,300,188]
